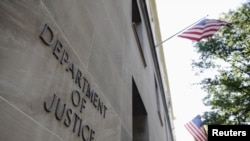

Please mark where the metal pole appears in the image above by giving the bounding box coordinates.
[155,15,208,48]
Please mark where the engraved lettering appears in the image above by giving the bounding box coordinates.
[39,24,54,46]
[44,94,57,112]
[53,40,63,60]
[64,108,73,127]
[75,69,82,88]
[60,50,69,64]
[66,62,75,79]
[55,98,66,121]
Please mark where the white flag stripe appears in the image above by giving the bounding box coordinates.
[185,122,207,141]
[178,18,232,41]
[185,123,204,141]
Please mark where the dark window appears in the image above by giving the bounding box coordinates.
[132,78,149,141]
[155,77,163,125]
[132,0,147,67]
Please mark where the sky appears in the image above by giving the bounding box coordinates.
[155,0,247,141]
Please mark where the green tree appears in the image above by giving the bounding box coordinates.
[192,3,250,124]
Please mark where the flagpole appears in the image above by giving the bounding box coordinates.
[155,15,208,48]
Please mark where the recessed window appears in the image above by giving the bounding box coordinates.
[132,0,147,67]
[132,78,149,141]
[155,77,163,125]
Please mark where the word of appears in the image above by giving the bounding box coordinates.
[44,93,95,141]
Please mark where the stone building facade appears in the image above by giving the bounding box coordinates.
[0,0,175,141]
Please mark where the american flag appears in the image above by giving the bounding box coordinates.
[178,18,232,41]
[184,115,207,141]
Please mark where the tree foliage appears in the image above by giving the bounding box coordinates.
[192,3,250,124]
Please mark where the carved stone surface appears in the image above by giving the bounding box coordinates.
[0,0,172,141]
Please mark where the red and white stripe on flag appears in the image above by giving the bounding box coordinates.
[178,18,232,41]
[184,115,207,141]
